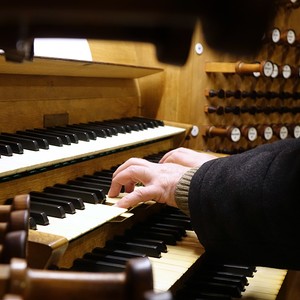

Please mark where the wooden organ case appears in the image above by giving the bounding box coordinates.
[0,1,300,299]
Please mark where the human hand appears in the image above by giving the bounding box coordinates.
[108,157,190,209]
[159,147,217,167]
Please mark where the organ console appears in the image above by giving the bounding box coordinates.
[0,1,299,300]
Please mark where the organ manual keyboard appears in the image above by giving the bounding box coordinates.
[0,117,185,178]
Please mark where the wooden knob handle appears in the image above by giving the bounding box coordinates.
[1,257,153,300]
[235,60,273,77]
[206,126,241,142]
[235,61,261,73]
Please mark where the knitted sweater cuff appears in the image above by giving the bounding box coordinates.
[175,167,199,217]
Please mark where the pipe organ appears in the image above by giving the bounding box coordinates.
[0,1,299,299]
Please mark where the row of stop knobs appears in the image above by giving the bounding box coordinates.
[205,61,300,79]
[205,124,300,142]
[206,89,300,100]
[205,105,300,115]
[235,61,299,79]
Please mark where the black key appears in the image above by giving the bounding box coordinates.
[86,123,114,136]
[29,216,37,230]
[92,247,146,259]
[83,252,128,265]
[23,129,66,146]
[105,239,161,258]
[0,144,13,156]
[93,170,114,177]
[188,274,246,293]
[53,183,105,203]
[152,209,191,232]
[43,186,98,204]
[120,235,167,252]
[88,122,118,137]
[147,221,186,237]
[123,117,148,130]
[133,118,154,128]
[74,178,126,194]
[83,174,112,182]
[109,165,120,172]
[148,117,164,126]
[30,195,76,214]
[73,124,107,138]
[78,176,112,186]
[80,175,111,182]
[0,133,39,151]
[151,215,192,230]
[51,127,90,141]
[102,121,127,133]
[30,210,49,225]
[30,128,72,145]
[30,201,66,218]
[72,258,125,272]
[204,263,256,277]
[68,179,104,190]
[66,125,97,140]
[135,224,182,241]
[165,211,191,222]
[0,138,23,154]
[175,254,251,300]
[30,191,85,210]
[144,153,165,162]
[108,120,132,133]
[162,206,191,219]
[43,128,79,143]
[129,117,155,128]
[161,208,192,230]
[75,178,110,194]
[127,228,177,245]
[132,116,164,127]
[15,131,50,149]
[76,176,111,194]
[89,122,118,135]
[187,280,243,298]
[119,119,143,131]
[114,120,140,131]
[208,271,249,286]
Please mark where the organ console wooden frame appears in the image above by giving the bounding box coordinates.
[0,1,299,299]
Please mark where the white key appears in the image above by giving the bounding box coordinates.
[35,203,127,241]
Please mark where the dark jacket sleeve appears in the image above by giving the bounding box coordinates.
[189,138,300,270]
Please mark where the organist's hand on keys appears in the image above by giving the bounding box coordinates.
[108,158,191,209]
[109,139,300,270]
[159,147,217,167]
[108,148,217,209]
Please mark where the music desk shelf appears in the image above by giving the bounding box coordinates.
[0,54,163,79]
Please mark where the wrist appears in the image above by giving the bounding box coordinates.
[175,167,198,216]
